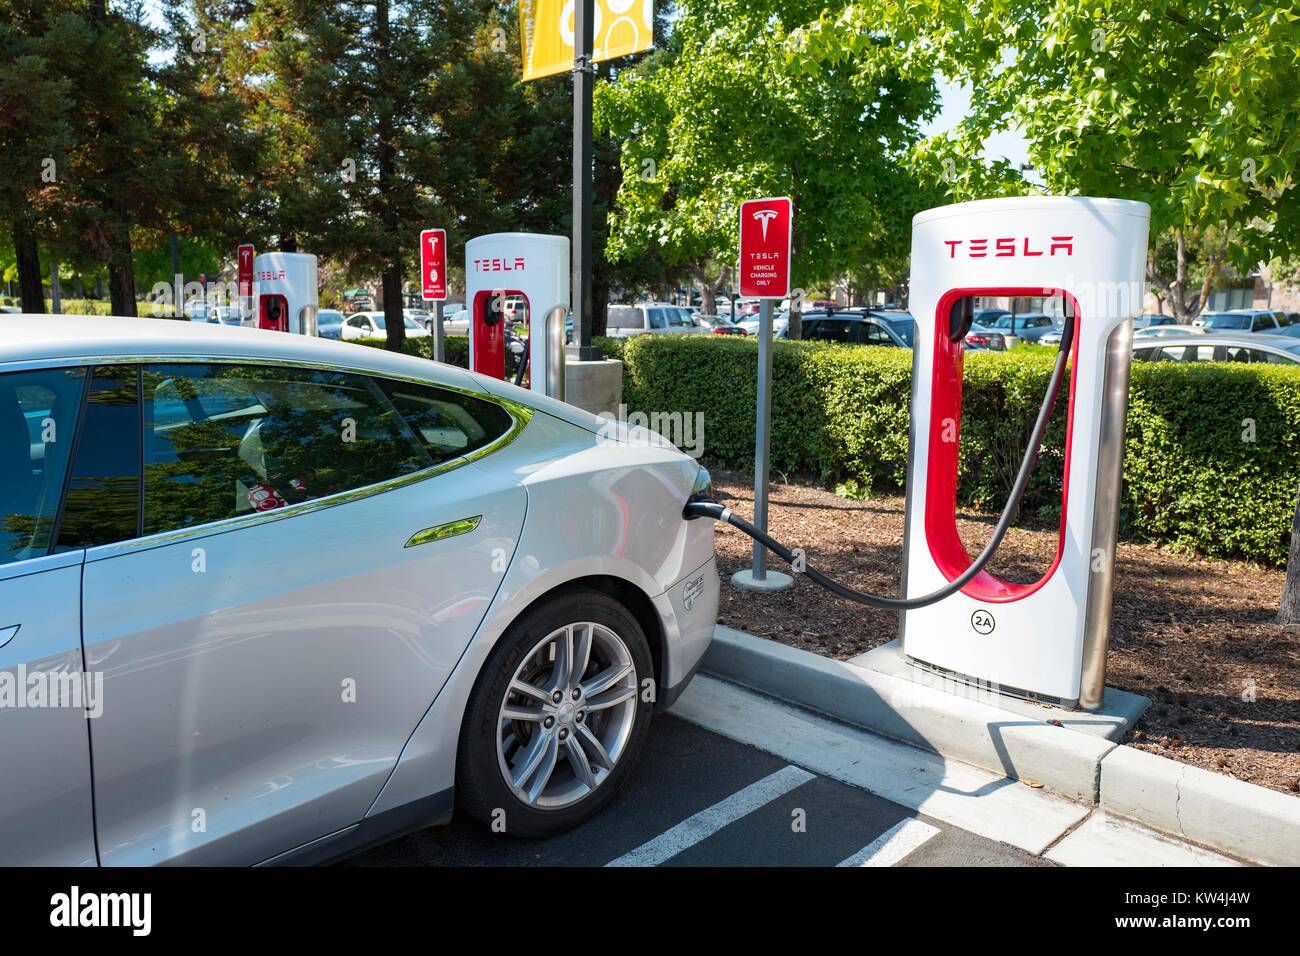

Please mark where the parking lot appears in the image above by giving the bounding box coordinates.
[349,710,1044,868]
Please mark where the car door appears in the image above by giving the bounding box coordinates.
[80,361,527,865]
[0,366,98,865]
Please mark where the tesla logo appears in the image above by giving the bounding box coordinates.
[752,209,779,241]
[254,269,285,281]
[473,257,526,272]
[944,236,1073,258]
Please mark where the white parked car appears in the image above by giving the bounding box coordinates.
[0,315,717,864]
[1132,331,1300,365]
[342,310,430,340]
[604,303,708,339]
[1193,308,1288,333]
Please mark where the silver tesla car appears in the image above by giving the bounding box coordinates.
[0,316,718,865]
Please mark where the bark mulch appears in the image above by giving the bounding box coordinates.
[708,470,1300,797]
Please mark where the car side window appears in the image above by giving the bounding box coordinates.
[863,322,894,345]
[1252,314,1273,332]
[0,368,88,565]
[56,366,142,552]
[376,379,514,464]
[647,308,668,330]
[810,319,853,342]
[347,315,367,328]
[139,364,430,536]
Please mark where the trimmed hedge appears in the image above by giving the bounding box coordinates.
[616,335,1300,567]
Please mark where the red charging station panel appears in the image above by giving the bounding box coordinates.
[258,294,289,332]
[472,290,525,379]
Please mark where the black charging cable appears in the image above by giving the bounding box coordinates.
[682,308,1076,610]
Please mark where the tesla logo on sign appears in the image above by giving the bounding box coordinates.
[236,244,254,297]
[738,197,793,298]
[420,228,447,301]
[944,236,1074,258]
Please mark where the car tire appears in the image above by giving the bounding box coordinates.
[455,587,654,838]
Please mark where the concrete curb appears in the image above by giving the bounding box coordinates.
[1100,746,1300,867]
[700,626,1300,865]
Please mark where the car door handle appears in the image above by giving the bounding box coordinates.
[0,624,19,650]
[404,516,482,549]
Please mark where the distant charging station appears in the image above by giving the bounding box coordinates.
[252,251,318,336]
[466,233,569,396]
[901,196,1150,709]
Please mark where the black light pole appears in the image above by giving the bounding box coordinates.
[571,0,601,359]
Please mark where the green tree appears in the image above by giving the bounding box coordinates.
[0,1,81,312]
[595,0,939,329]
[795,1,1300,283]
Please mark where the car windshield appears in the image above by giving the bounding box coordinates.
[318,311,343,325]
[1198,312,1250,330]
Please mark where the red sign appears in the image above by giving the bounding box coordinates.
[420,228,447,301]
[236,244,255,297]
[738,197,793,298]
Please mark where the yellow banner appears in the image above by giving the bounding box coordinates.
[520,0,654,82]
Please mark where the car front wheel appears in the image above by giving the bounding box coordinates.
[456,588,653,837]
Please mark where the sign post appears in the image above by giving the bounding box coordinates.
[520,0,655,358]
[236,244,255,325]
[734,197,794,592]
[420,228,448,362]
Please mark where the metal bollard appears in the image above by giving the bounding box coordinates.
[544,306,566,401]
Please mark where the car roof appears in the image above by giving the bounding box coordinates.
[0,314,482,388]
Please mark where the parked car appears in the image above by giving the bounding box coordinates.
[0,315,717,863]
[980,312,1060,344]
[966,323,1008,351]
[316,308,346,340]
[1193,308,1287,333]
[779,309,914,347]
[1135,313,1179,330]
[1133,323,1204,339]
[603,303,707,338]
[697,313,747,335]
[341,310,430,340]
[1132,331,1300,366]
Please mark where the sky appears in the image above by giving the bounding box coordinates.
[923,77,1032,170]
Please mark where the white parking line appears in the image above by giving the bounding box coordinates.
[836,818,940,867]
[605,765,815,867]
[672,675,1088,854]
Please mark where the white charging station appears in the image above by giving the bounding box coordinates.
[465,233,569,394]
[252,252,318,335]
[901,196,1150,710]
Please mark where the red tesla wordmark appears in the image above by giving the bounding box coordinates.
[943,237,1074,258]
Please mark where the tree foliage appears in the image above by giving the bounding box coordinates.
[595,0,941,302]
[794,1,1300,268]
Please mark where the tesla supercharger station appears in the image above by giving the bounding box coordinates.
[252,251,318,335]
[466,233,569,395]
[901,196,1149,710]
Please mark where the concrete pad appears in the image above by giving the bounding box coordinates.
[1046,812,1242,867]
[1100,745,1300,867]
[853,640,1150,741]
[703,627,1115,803]
[563,358,622,416]
[673,675,1089,855]
[730,569,794,592]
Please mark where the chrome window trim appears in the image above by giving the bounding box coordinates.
[8,354,534,562]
